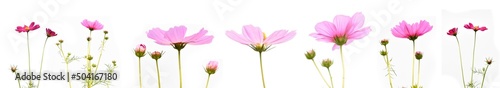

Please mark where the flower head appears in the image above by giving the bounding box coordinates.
[10,65,17,73]
[415,51,423,60]
[391,20,433,41]
[147,26,214,50]
[226,25,296,52]
[380,39,389,46]
[16,22,40,33]
[486,58,493,65]
[447,28,458,36]
[46,28,58,37]
[310,12,371,50]
[321,59,333,68]
[464,23,487,32]
[134,44,146,57]
[149,51,164,60]
[205,61,218,75]
[81,19,104,31]
[305,49,316,60]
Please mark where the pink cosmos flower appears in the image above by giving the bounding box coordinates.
[391,20,433,40]
[16,22,40,33]
[147,25,214,50]
[310,12,371,50]
[81,19,104,31]
[46,28,58,37]
[464,23,487,31]
[447,28,458,36]
[225,25,296,52]
[205,61,218,74]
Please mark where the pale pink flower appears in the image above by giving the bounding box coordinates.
[310,12,371,50]
[134,44,146,57]
[391,20,433,40]
[16,22,40,33]
[81,19,104,31]
[147,25,214,50]
[225,25,296,52]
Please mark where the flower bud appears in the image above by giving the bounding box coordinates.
[112,60,117,66]
[86,55,93,60]
[380,50,388,56]
[205,61,219,75]
[380,39,389,46]
[103,30,108,34]
[10,65,17,73]
[321,59,333,68]
[104,36,109,40]
[92,64,96,68]
[305,49,316,60]
[150,51,164,60]
[415,51,423,60]
[87,37,92,41]
[56,43,60,46]
[59,39,64,43]
[134,44,146,57]
[486,58,493,65]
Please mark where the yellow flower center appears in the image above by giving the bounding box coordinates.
[262,32,267,41]
[24,26,30,30]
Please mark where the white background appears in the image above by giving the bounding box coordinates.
[1,0,499,88]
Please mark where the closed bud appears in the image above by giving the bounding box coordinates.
[112,60,117,66]
[205,61,219,75]
[10,65,17,73]
[104,36,109,40]
[321,59,333,68]
[415,51,423,60]
[150,51,164,60]
[56,43,60,46]
[87,37,92,41]
[92,64,96,68]
[86,55,93,60]
[134,44,146,57]
[59,39,64,43]
[103,30,108,34]
[380,50,388,56]
[305,49,316,60]
[486,58,493,65]
[381,39,389,46]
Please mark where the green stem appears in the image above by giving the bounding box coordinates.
[138,57,143,88]
[26,33,32,87]
[417,60,421,85]
[178,50,183,88]
[66,63,72,88]
[155,60,161,88]
[455,36,466,88]
[259,52,267,88]
[327,68,334,88]
[480,65,490,88]
[16,72,21,88]
[93,36,108,74]
[36,38,48,87]
[87,31,92,88]
[470,32,477,84]
[411,40,416,85]
[340,45,346,88]
[312,59,332,88]
[384,45,393,88]
[205,74,211,88]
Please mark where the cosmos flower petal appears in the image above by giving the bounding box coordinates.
[189,36,214,45]
[226,30,252,44]
[242,25,264,43]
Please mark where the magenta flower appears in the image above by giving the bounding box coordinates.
[226,25,296,52]
[447,28,458,36]
[147,25,214,50]
[464,23,487,32]
[81,19,104,31]
[46,28,58,37]
[310,12,371,50]
[391,20,433,41]
[205,61,218,74]
[16,22,40,33]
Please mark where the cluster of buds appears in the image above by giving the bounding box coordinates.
[205,61,219,75]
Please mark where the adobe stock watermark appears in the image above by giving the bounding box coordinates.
[343,0,407,57]
[8,0,71,53]
[213,0,242,20]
